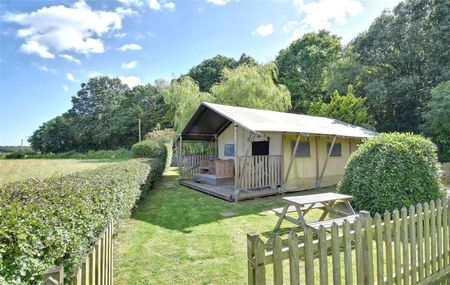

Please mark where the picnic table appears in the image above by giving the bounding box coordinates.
[273,192,358,231]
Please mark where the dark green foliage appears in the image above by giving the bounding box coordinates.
[0,150,168,284]
[421,81,450,162]
[144,128,176,144]
[276,30,342,112]
[131,140,167,159]
[0,146,33,153]
[21,149,131,160]
[29,77,173,153]
[337,133,445,214]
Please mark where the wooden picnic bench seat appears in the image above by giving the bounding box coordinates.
[307,214,359,230]
[272,203,325,216]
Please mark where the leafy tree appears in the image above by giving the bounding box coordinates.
[308,85,374,127]
[351,0,450,132]
[186,55,238,92]
[211,63,291,112]
[186,53,258,92]
[29,114,75,153]
[276,30,342,112]
[421,81,450,162]
[163,76,214,133]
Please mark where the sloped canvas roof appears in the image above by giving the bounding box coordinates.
[180,102,378,141]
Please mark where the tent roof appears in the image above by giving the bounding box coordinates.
[180,102,378,141]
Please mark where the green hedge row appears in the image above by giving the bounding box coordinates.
[131,140,167,159]
[0,143,167,284]
[3,148,132,160]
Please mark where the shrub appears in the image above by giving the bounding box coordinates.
[0,154,167,284]
[337,133,445,214]
[4,151,25,159]
[144,128,176,144]
[131,140,166,159]
[2,149,132,160]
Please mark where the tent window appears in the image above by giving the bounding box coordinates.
[224,144,234,156]
[252,141,269,156]
[291,141,310,157]
[327,143,342,157]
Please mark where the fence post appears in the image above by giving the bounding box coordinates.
[247,232,258,285]
[43,266,64,285]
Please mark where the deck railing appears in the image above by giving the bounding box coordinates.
[238,155,282,190]
[247,198,450,285]
[43,220,113,285]
[180,154,213,178]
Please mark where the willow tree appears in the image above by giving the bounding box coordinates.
[211,63,291,112]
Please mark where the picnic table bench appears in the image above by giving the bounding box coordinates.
[273,192,358,231]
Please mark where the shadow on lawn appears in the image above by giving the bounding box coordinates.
[132,168,338,234]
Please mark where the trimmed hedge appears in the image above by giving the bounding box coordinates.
[337,133,445,214]
[131,140,166,159]
[0,146,167,284]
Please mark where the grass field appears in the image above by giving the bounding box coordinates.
[0,159,123,185]
[113,167,326,284]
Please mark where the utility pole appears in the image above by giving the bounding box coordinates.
[138,118,142,142]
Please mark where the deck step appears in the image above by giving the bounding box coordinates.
[308,214,359,229]
[272,203,325,215]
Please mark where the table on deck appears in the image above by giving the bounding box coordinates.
[273,192,358,231]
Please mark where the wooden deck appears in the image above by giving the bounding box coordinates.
[180,179,279,201]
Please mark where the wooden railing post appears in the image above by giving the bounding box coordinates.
[247,233,258,285]
[43,266,64,285]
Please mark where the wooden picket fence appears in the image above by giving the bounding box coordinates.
[247,199,450,285]
[43,220,113,285]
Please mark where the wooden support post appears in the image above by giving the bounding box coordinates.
[43,266,64,285]
[315,136,320,187]
[317,135,336,187]
[239,133,254,190]
[179,135,183,180]
[234,124,239,202]
[283,133,301,193]
[247,232,258,285]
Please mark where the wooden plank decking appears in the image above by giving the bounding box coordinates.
[180,179,279,201]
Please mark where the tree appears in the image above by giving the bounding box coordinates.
[351,0,450,132]
[211,63,291,112]
[29,114,75,153]
[276,30,342,112]
[186,53,258,92]
[163,76,214,133]
[421,81,450,162]
[186,55,238,92]
[308,85,374,127]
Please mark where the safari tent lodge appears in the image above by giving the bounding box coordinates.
[177,102,377,201]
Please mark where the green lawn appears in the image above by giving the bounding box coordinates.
[0,159,123,185]
[114,167,325,284]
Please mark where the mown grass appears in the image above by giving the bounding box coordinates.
[114,167,326,284]
[0,159,124,185]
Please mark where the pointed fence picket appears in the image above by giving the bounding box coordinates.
[43,220,113,285]
[247,198,450,285]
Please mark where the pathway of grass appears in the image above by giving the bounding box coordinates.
[114,167,326,284]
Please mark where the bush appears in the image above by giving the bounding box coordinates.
[144,128,176,144]
[131,140,166,159]
[0,153,167,284]
[4,151,25,159]
[337,133,445,214]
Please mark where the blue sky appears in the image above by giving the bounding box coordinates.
[0,0,400,146]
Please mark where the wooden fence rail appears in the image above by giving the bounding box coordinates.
[248,199,450,285]
[43,220,113,285]
[238,155,282,190]
[180,154,211,178]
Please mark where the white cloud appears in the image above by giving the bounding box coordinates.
[59,54,81,64]
[35,64,57,73]
[117,43,142,51]
[118,75,142,87]
[207,0,231,5]
[3,1,125,58]
[67,72,75,81]
[121,60,138,69]
[293,0,364,30]
[118,0,144,6]
[115,7,137,15]
[88,71,102,78]
[114,32,127,38]
[253,24,274,36]
[148,0,161,10]
[163,2,176,10]
[63,84,69,91]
